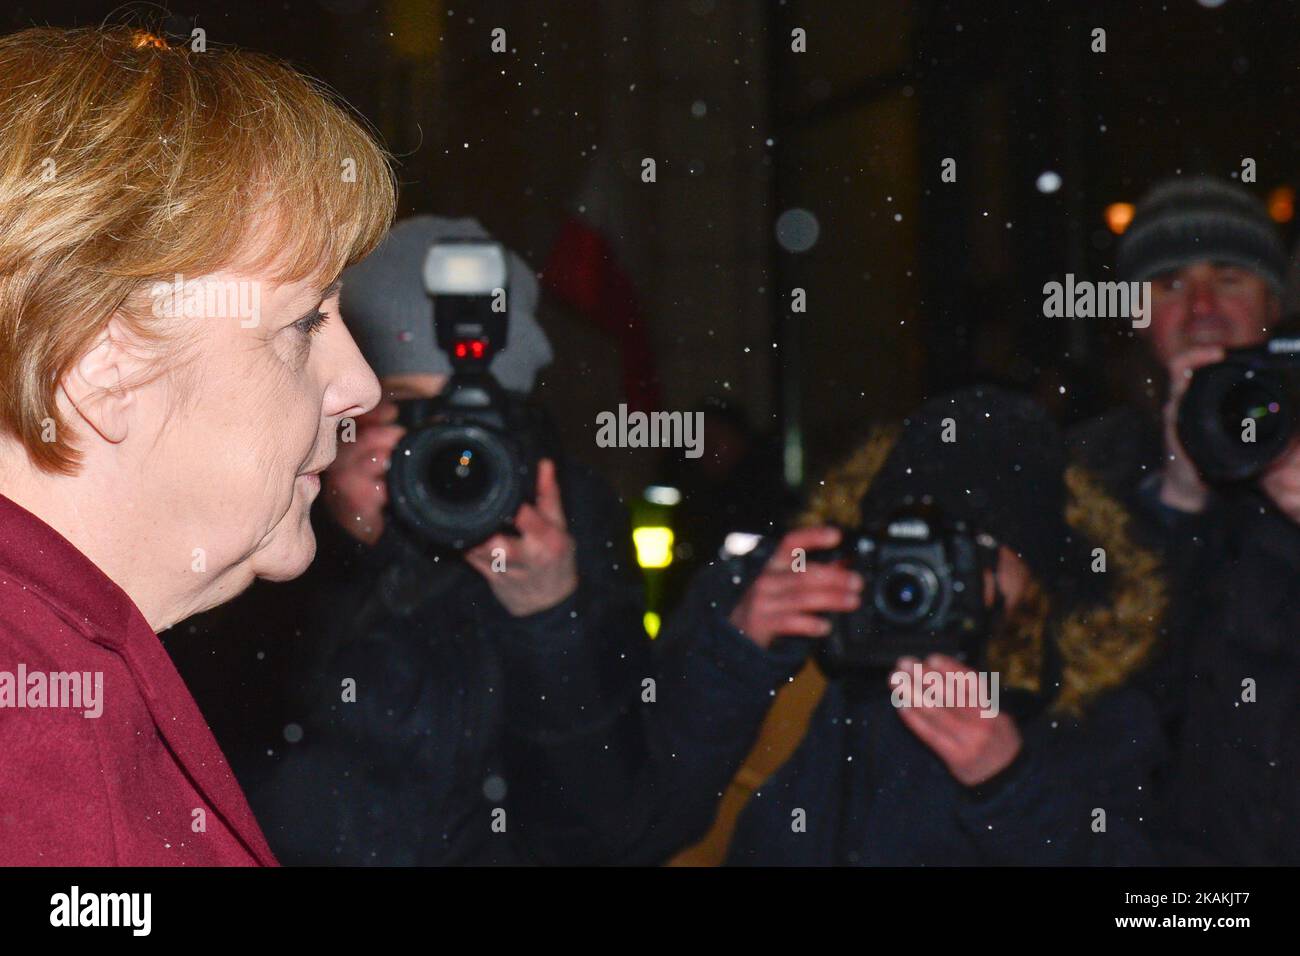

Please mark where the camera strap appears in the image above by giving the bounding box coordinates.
[666,658,829,866]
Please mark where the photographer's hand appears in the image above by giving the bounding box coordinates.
[464,458,579,617]
[1158,346,1223,513]
[1258,438,1300,525]
[323,399,405,546]
[892,654,1022,787]
[727,527,863,650]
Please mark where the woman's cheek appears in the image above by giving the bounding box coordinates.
[257,355,321,469]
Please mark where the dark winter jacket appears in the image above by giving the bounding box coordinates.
[1068,407,1300,865]
[1140,490,1300,865]
[238,458,670,865]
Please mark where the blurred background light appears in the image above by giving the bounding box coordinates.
[1105,202,1136,235]
[633,526,675,569]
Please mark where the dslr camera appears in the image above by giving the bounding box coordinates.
[1177,336,1300,484]
[812,503,998,674]
[387,240,554,550]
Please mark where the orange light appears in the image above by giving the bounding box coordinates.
[1105,202,1135,235]
[1269,185,1295,224]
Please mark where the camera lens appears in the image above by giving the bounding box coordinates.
[883,572,923,613]
[874,560,939,625]
[426,444,492,505]
[1179,361,1299,484]
[389,422,529,549]
[1221,379,1285,446]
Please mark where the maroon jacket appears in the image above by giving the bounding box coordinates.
[0,493,277,866]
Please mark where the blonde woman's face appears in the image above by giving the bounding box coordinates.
[142,270,380,596]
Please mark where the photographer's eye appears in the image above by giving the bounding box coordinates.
[1214,265,1250,287]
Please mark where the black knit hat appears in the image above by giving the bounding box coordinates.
[860,386,1103,607]
[1117,176,1285,291]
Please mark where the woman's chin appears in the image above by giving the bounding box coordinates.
[254,521,318,583]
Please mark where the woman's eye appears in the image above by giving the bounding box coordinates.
[294,309,328,336]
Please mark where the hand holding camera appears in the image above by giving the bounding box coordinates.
[463,458,579,617]
[727,526,864,650]
[892,653,1023,787]
[1158,346,1223,514]
[1257,439,1300,525]
[728,519,1024,787]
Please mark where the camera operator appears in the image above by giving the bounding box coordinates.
[1072,177,1300,864]
[657,388,1165,865]
[245,216,658,865]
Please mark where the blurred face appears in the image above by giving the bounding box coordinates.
[138,271,380,592]
[1143,261,1279,367]
[383,372,448,402]
[983,545,1030,613]
[319,371,449,545]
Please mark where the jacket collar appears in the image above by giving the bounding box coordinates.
[0,491,140,648]
[0,492,277,865]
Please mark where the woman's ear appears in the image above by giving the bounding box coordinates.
[59,318,142,444]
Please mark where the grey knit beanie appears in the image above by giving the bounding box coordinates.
[1117,176,1285,292]
[340,215,553,392]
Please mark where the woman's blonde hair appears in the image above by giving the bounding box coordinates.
[0,26,397,473]
[799,426,1166,715]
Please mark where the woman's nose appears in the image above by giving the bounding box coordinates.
[328,332,382,421]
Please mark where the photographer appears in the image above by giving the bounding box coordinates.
[658,388,1166,865]
[1072,177,1300,864]
[1072,176,1286,528]
[244,216,658,865]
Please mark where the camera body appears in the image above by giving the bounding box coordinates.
[387,240,554,550]
[1177,336,1300,484]
[813,504,998,674]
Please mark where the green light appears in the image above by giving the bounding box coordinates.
[633,526,674,569]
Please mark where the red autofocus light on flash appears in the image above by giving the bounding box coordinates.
[453,339,487,360]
